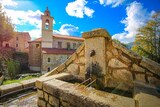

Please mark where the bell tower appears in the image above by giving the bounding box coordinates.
[41,7,54,48]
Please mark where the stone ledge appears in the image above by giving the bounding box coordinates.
[20,78,37,88]
[43,79,135,107]
[36,73,74,89]
[0,83,22,95]
[82,28,111,39]
[134,93,160,107]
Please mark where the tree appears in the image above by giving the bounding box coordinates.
[0,4,15,47]
[6,59,20,79]
[132,12,160,63]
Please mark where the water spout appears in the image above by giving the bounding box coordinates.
[90,50,95,57]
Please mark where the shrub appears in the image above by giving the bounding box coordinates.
[6,59,20,79]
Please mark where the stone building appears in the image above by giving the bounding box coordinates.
[28,7,84,73]
[2,32,31,53]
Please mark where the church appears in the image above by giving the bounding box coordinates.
[28,7,84,73]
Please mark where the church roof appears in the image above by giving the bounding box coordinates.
[31,34,84,42]
[42,48,75,54]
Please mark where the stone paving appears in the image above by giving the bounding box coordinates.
[0,92,37,107]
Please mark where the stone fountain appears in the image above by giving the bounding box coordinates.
[36,28,160,107]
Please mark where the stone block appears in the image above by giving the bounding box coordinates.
[112,48,119,56]
[37,98,46,107]
[132,64,145,73]
[112,69,133,82]
[44,92,49,101]
[112,41,142,60]
[140,57,160,76]
[76,43,84,54]
[78,49,85,57]
[135,74,146,83]
[49,95,60,107]
[119,55,131,65]
[79,65,85,76]
[37,89,44,98]
[36,73,73,89]
[0,83,22,95]
[20,78,37,88]
[108,58,128,68]
[43,79,135,107]
[67,64,79,75]
[75,57,85,64]
[61,101,73,107]
[47,103,52,107]
[56,63,66,72]
[106,51,113,60]
[134,93,160,107]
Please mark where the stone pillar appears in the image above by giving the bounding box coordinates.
[82,28,111,89]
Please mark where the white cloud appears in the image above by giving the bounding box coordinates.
[54,24,79,35]
[66,0,94,18]
[25,29,41,40]
[112,1,153,43]
[0,0,18,7]
[5,9,43,29]
[99,0,125,7]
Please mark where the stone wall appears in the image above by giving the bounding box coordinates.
[41,54,70,73]
[36,73,135,107]
[43,28,160,91]
[104,38,160,91]
[28,42,41,71]
[42,44,85,79]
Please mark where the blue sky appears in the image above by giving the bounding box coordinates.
[0,0,160,43]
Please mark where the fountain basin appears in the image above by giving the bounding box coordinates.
[36,73,135,107]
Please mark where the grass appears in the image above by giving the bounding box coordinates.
[3,76,37,85]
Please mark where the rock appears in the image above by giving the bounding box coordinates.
[49,95,60,107]
[106,51,113,60]
[135,74,146,83]
[112,69,133,82]
[37,89,44,98]
[108,58,128,68]
[132,64,145,73]
[37,98,46,107]
[112,48,119,56]
[134,93,160,107]
[140,57,160,76]
[67,64,79,75]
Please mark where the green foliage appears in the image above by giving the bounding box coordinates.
[132,12,160,63]
[13,52,29,71]
[3,75,36,85]
[6,60,20,79]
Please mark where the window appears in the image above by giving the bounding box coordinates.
[48,58,51,62]
[6,44,9,47]
[16,37,18,41]
[73,43,76,49]
[45,19,49,30]
[36,44,40,48]
[67,42,70,50]
[58,42,62,48]
[16,44,18,47]
[47,67,51,72]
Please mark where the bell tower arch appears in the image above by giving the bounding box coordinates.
[41,7,54,48]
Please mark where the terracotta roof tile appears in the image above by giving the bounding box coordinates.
[42,48,75,54]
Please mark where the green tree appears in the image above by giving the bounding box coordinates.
[0,4,15,47]
[132,12,160,63]
[6,60,20,79]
